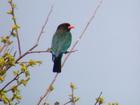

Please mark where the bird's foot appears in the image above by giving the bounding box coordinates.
[47,48,52,52]
[64,50,78,54]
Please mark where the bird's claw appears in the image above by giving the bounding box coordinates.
[64,50,78,54]
[47,48,52,52]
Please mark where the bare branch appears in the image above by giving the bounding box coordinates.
[9,0,22,56]
[0,44,7,54]
[37,74,58,105]
[27,49,77,54]
[28,49,50,54]
[15,44,38,63]
[36,4,54,45]
[0,72,23,92]
[71,87,75,105]
[62,0,103,67]
[15,0,54,63]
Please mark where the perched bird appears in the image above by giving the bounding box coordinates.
[51,23,74,73]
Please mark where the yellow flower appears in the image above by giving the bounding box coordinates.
[20,64,27,72]
[13,70,19,76]
[28,59,42,66]
[12,3,16,8]
[108,102,119,105]
[12,24,20,30]
[20,78,30,86]
[0,76,4,81]
[11,85,18,92]
[0,36,11,44]
[3,53,15,66]
[49,85,54,91]
[7,10,13,14]
[13,94,22,100]
[11,31,17,37]
[96,97,104,104]
[70,82,77,89]
[0,57,5,67]
[28,59,37,66]
[74,97,80,102]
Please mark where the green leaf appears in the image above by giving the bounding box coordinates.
[3,52,15,66]
[0,70,6,76]
[0,76,5,82]
[13,70,19,76]
[28,59,42,67]
[1,93,9,104]
[14,94,22,100]
[0,57,5,67]
[0,36,12,45]
[11,85,18,92]
[20,78,30,86]
[25,70,30,77]
[20,64,27,72]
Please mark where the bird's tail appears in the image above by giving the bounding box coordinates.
[53,55,62,73]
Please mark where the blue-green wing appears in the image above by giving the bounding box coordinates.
[51,31,72,57]
[51,32,59,53]
[61,32,72,52]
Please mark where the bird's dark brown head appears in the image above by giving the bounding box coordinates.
[57,23,74,31]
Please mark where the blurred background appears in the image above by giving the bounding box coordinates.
[1,0,140,105]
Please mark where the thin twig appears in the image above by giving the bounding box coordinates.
[36,4,54,45]
[15,0,54,63]
[62,0,103,67]
[0,44,7,53]
[10,0,22,56]
[0,72,23,92]
[16,49,77,63]
[37,74,58,105]
[36,0,103,104]
[71,88,75,105]
[15,44,38,63]
[27,49,77,54]
[28,49,50,54]
[94,92,102,105]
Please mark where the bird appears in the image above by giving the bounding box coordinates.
[51,23,74,73]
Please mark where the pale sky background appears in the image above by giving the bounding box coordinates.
[1,0,140,105]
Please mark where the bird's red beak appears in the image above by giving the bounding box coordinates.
[68,25,75,30]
